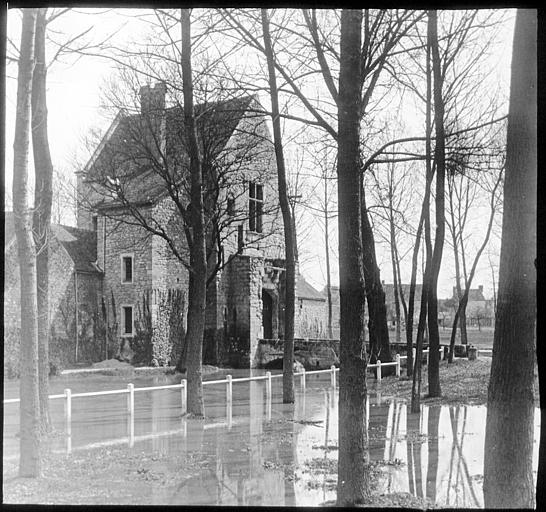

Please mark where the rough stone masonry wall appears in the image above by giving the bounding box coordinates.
[151,199,190,364]
[100,209,153,356]
[222,107,285,262]
[222,254,264,368]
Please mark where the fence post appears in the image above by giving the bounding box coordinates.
[396,354,401,377]
[64,388,72,436]
[266,371,272,421]
[226,374,233,403]
[181,379,187,415]
[330,365,336,388]
[266,371,272,400]
[301,367,306,391]
[127,383,134,414]
[377,360,382,382]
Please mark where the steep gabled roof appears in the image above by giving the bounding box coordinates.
[85,94,259,207]
[4,213,99,274]
[467,288,486,302]
[52,225,99,273]
[296,275,325,301]
[383,283,424,303]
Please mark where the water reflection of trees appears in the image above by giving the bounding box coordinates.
[385,402,481,507]
[132,386,492,506]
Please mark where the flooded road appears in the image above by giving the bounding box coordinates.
[3,371,540,507]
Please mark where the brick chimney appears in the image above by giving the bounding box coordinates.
[140,82,166,115]
[139,82,166,155]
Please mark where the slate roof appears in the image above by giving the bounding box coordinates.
[451,285,486,302]
[86,95,258,207]
[52,225,100,273]
[383,283,423,304]
[4,212,99,274]
[466,288,486,302]
[296,275,325,301]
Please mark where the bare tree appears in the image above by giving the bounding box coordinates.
[220,9,423,365]
[261,8,297,403]
[179,8,207,416]
[446,139,504,361]
[13,8,41,477]
[426,8,446,398]
[336,9,370,506]
[31,7,53,434]
[484,9,536,507]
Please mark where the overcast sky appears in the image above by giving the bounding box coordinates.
[5,8,517,299]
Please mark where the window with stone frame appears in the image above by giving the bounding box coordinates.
[121,305,134,336]
[121,254,134,284]
[248,181,263,233]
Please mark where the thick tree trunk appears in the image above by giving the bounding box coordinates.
[13,8,40,478]
[179,9,206,417]
[31,8,52,434]
[261,9,296,404]
[361,187,391,363]
[426,9,445,398]
[336,9,369,506]
[483,9,536,508]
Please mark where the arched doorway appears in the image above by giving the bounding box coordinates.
[262,290,273,339]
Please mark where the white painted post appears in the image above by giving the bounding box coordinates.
[226,396,233,430]
[330,365,336,388]
[181,379,187,415]
[127,383,135,448]
[396,354,401,377]
[412,348,416,363]
[366,397,370,429]
[301,367,306,391]
[64,388,72,436]
[425,349,429,365]
[127,383,134,414]
[226,374,233,403]
[266,371,272,401]
[377,360,382,382]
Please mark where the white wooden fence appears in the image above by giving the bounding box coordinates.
[3,348,453,453]
[3,348,445,410]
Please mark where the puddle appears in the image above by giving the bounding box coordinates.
[3,373,540,507]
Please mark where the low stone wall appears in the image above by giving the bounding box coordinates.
[256,338,340,370]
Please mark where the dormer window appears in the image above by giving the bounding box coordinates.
[121,254,134,284]
[248,182,263,233]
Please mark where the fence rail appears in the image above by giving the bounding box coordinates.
[3,348,449,407]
